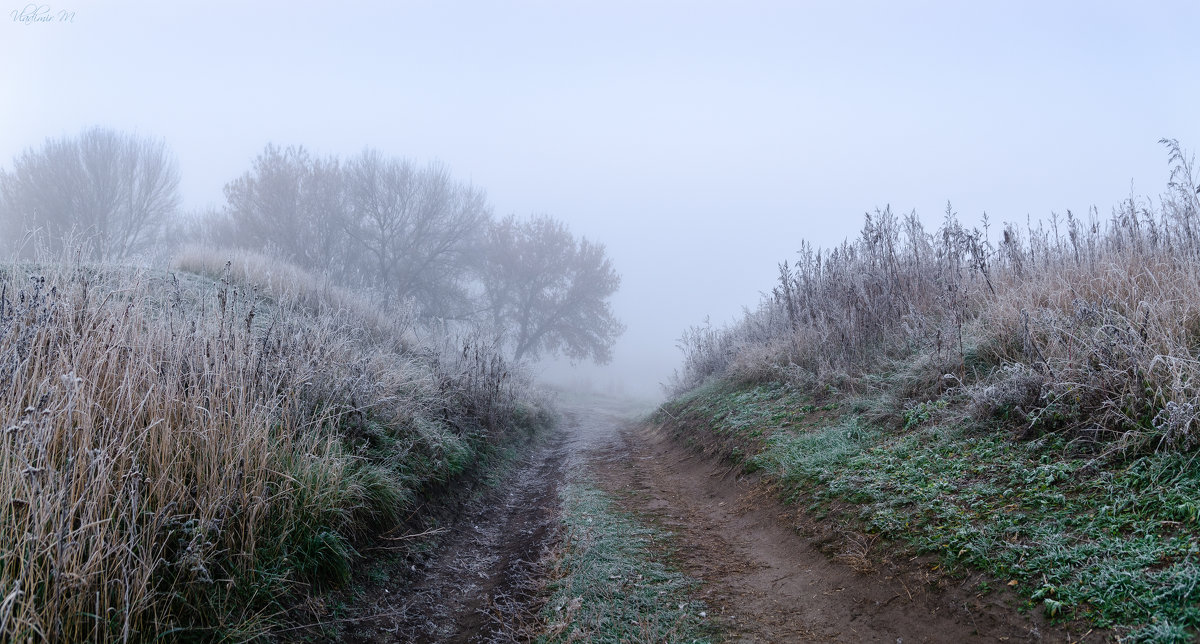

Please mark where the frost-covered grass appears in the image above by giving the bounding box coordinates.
[671,142,1200,459]
[539,481,712,643]
[0,252,549,641]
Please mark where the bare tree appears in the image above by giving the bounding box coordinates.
[220,145,490,316]
[222,144,352,280]
[482,214,625,363]
[343,150,489,316]
[0,127,180,260]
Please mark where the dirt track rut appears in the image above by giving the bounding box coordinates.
[340,431,567,643]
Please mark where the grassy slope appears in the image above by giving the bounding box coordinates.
[0,258,552,641]
[659,379,1200,643]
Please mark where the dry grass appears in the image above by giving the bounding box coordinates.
[671,140,1200,456]
[0,248,543,640]
[834,530,879,574]
[174,244,405,337]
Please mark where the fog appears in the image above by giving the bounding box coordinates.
[4,1,1200,399]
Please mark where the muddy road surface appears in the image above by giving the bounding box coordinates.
[330,395,1091,642]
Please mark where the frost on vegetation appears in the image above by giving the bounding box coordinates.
[540,482,711,644]
[670,140,1200,456]
[0,255,546,641]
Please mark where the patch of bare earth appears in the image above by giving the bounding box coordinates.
[590,422,1107,643]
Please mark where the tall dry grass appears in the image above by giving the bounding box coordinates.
[173,244,401,332]
[0,249,543,641]
[671,140,1200,454]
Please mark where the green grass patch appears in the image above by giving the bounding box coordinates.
[540,482,713,643]
[662,380,1200,642]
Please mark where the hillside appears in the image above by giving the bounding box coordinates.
[0,249,551,641]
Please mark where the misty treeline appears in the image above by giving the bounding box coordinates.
[0,127,624,364]
[674,140,1200,457]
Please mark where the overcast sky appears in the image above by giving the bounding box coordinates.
[3,1,1199,398]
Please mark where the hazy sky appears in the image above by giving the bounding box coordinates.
[4,1,1199,397]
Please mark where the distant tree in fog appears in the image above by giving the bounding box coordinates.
[482,215,624,363]
[0,127,180,260]
[219,145,489,316]
[343,150,489,316]
[222,144,352,280]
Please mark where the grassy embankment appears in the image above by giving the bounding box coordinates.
[0,247,551,641]
[661,142,1200,642]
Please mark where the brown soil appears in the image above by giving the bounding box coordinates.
[589,421,1109,644]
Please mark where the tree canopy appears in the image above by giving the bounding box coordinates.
[0,127,180,260]
[219,145,490,318]
[481,215,625,364]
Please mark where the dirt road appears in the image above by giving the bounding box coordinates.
[334,395,1092,642]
